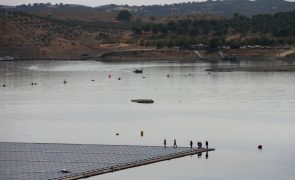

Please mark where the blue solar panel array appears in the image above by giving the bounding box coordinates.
[0,142,199,180]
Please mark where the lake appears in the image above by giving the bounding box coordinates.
[0,60,295,180]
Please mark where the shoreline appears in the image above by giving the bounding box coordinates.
[206,65,295,72]
[1,48,295,62]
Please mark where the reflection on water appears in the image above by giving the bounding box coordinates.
[0,60,295,180]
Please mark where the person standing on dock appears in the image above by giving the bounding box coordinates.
[206,141,209,149]
[190,140,193,149]
[173,139,177,148]
[198,141,202,148]
[164,139,167,148]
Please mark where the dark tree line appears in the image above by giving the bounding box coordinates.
[132,11,295,37]
[132,10,295,48]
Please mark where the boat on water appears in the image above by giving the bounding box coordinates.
[131,99,154,104]
[133,69,143,74]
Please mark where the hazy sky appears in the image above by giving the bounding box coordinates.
[2,0,208,7]
[1,0,295,7]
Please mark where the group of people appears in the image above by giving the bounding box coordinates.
[191,140,209,149]
[163,139,176,148]
[163,139,209,149]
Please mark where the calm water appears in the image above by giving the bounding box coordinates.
[0,60,295,180]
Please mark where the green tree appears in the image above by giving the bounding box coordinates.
[116,10,132,22]
[229,40,241,49]
[209,38,223,50]
[142,24,151,32]
[132,26,142,35]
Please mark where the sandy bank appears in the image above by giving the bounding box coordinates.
[206,66,295,72]
[99,49,198,62]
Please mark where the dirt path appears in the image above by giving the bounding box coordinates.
[278,48,295,57]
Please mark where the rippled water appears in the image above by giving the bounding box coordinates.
[0,60,295,180]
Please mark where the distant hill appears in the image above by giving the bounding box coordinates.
[1,0,295,18]
[0,10,137,59]
[1,1,295,59]
[130,0,295,17]
[0,3,117,21]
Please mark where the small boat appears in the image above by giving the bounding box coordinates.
[131,99,154,104]
[133,69,143,74]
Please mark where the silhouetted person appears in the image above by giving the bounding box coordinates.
[206,141,209,149]
[173,139,177,148]
[197,142,200,149]
[190,140,193,149]
[164,139,167,148]
[200,142,202,148]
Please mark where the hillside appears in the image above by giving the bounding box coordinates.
[1,8,295,60]
[0,4,117,22]
[115,0,295,17]
[1,0,295,19]
[0,11,138,59]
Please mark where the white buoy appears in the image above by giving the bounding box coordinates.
[60,169,70,173]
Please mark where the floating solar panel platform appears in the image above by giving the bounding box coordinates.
[0,142,214,180]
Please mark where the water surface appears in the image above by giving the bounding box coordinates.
[0,60,295,180]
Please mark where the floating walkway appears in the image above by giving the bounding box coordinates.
[0,142,214,180]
